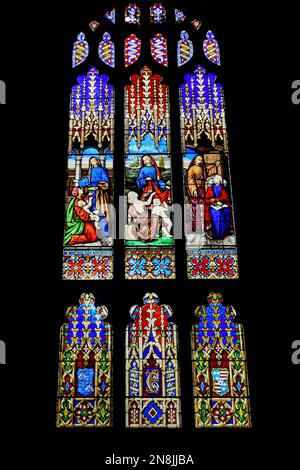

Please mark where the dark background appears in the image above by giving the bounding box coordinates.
[0,0,299,465]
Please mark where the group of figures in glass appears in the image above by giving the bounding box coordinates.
[57,292,251,428]
[63,64,237,281]
[59,2,250,429]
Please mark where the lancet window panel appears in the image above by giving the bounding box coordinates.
[57,293,113,428]
[191,293,251,428]
[63,68,115,281]
[180,65,238,280]
[124,66,175,280]
[126,293,181,428]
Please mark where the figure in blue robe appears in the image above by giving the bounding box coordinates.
[78,157,110,237]
[205,178,231,240]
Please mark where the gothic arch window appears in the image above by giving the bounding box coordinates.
[63,68,115,280]
[191,293,251,427]
[126,293,181,428]
[62,3,239,282]
[57,294,112,427]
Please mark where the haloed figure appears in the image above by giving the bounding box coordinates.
[136,155,171,205]
[78,157,110,220]
[205,174,232,240]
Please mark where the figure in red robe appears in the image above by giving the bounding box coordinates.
[136,155,171,205]
[64,188,98,245]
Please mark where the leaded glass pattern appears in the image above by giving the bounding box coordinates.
[126,293,181,428]
[191,293,251,427]
[180,65,238,279]
[62,68,115,280]
[124,66,175,280]
[57,293,113,427]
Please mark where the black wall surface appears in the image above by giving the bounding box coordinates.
[0,0,299,466]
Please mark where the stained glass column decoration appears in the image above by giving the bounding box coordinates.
[126,293,181,428]
[57,293,112,427]
[191,292,251,428]
[63,67,114,280]
[180,65,238,279]
[124,66,175,280]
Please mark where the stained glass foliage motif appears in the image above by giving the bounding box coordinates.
[89,21,100,32]
[150,3,166,24]
[179,65,238,279]
[125,34,141,67]
[175,9,186,23]
[151,34,168,67]
[105,8,116,24]
[125,4,141,24]
[124,66,175,280]
[63,68,115,281]
[192,293,251,428]
[57,293,112,427]
[126,293,181,428]
[72,33,89,68]
[203,30,221,65]
[178,31,194,67]
[99,33,115,68]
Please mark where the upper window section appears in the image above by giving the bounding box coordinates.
[70,6,221,71]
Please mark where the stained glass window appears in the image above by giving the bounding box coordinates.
[203,30,221,65]
[125,34,141,67]
[126,293,181,428]
[178,31,194,67]
[89,21,100,32]
[99,32,115,68]
[125,4,141,25]
[151,34,168,67]
[180,65,238,279]
[72,32,89,68]
[191,19,202,30]
[62,68,114,280]
[150,3,166,24]
[191,293,251,428]
[57,293,112,427]
[175,9,186,23]
[105,8,116,24]
[124,66,175,280]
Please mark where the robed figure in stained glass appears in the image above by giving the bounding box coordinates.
[204,175,232,240]
[78,157,110,219]
[64,187,99,245]
[186,153,220,232]
[136,155,171,205]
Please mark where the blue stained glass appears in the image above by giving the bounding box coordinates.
[105,8,116,23]
[175,9,186,23]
